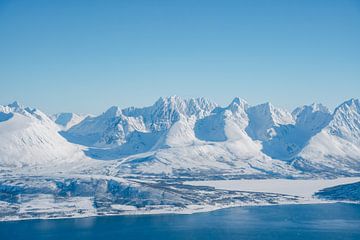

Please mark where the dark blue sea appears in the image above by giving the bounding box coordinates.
[1,203,360,240]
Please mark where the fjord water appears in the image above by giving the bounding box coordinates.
[1,204,360,240]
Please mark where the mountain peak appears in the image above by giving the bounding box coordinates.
[257,102,274,111]
[225,97,248,113]
[292,103,330,119]
[249,102,293,125]
[245,102,294,141]
[151,96,216,117]
[327,98,360,144]
[230,97,247,106]
[155,95,182,106]
[7,101,21,109]
[310,103,329,113]
[104,106,122,117]
[332,98,360,119]
[338,98,360,110]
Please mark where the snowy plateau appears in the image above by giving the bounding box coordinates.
[1,96,360,221]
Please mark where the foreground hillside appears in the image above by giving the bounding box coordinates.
[0,102,85,167]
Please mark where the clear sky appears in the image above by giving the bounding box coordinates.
[0,0,359,114]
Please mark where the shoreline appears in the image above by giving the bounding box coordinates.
[1,177,359,222]
[2,198,359,223]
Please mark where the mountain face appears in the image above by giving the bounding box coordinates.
[0,102,85,167]
[1,97,360,177]
[292,103,332,133]
[293,99,360,175]
[62,106,138,147]
[195,97,249,142]
[328,99,360,144]
[258,103,332,161]
[246,102,295,142]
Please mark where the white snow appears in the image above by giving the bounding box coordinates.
[0,103,87,167]
[111,204,138,211]
[185,177,360,199]
[246,102,295,141]
[294,99,360,173]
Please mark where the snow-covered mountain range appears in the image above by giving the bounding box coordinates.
[1,96,360,177]
[1,96,360,221]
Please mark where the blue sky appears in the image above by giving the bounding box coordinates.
[0,0,359,114]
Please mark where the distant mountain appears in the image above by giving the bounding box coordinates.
[51,112,89,130]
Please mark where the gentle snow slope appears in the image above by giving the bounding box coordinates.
[0,102,85,167]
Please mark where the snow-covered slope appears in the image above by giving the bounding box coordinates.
[51,112,88,130]
[292,103,332,133]
[259,103,332,161]
[195,97,249,142]
[63,106,143,147]
[293,99,360,175]
[0,102,85,167]
[246,102,294,141]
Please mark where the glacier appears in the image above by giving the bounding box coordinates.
[0,97,360,221]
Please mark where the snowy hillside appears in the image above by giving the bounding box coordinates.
[0,102,85,167]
